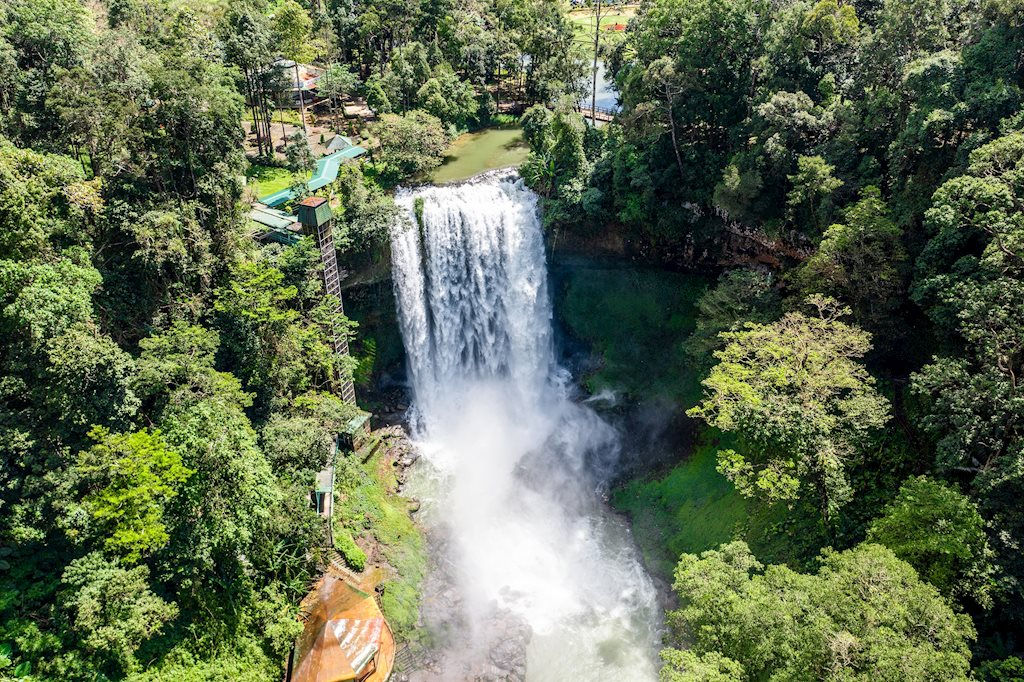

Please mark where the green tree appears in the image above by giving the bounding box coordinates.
[319,63,359,131]
[976,657,1024,682]
[519,104,553,150]
[688,297,890,522]
[614,0,761,212]
[221,0,279,158]
[684,268,781,374]
[0,255,101,347]
[3,0,92,141]
[333,165,401,257]
[909,131,1024,618]
[43,325,140,435]
[372,110,448,182]
[274,0,315,63]
[660,650,743,681]
[365,80,393,115]
[283,130,315,174]
[787,155,843,234]
[134,322,224,410]
[59,552,178,675]
[416,68,479,128]
[63,427,192,562]
[159,391,279,603]
[261,391,363,475]
[864,0,956,85]
[376,42,432,113]
[868,476,995,607]
[519,103,588,213]
[665,541,975,681]
[0,140,94,260]
[796,186,906,329]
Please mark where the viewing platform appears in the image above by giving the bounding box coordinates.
[578,105,617,123]
[288,570,396,682]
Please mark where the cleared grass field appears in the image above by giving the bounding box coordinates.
[568,5,636,43]
[246,164,298,198]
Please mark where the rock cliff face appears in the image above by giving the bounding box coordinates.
[550,212,813,271]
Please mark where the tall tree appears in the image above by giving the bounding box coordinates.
[688,296,890,522]
[868,476,996,608]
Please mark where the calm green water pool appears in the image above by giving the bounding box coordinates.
[429,126,530,184]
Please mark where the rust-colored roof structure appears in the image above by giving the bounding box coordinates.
[289,573,395,682]
[297,196,328,208]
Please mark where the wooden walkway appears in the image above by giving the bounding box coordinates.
[578,105,617,123]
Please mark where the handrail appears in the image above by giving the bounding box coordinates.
[577,104,618,118]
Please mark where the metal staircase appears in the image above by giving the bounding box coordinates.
[393,643,427,674]
[310,217,356,403]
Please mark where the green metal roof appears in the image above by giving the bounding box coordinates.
[308,148,364,191]
[249,206,298,230]
[258,145,366,206]
[342,413,370,435]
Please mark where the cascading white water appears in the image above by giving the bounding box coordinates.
[391,170,660,680]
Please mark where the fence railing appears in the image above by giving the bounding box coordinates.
[578,104,618,118]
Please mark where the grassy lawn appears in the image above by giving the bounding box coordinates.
[611,428,818,579]
[568,5,636,43]
[246,164,298,198]
[429,126,530,184]
[612,432,748,577]
[335,438,427,640]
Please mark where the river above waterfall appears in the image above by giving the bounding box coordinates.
[389,170,661,680]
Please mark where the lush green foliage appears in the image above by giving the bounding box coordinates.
[684,269,781,376]
[0,0,428,677]
[8,0,1024,675]
[868,476,996,607]
[570,0,1024,675]
[334,436,426,638]
[62,427,192,563]
[612,435,749,577]
[372,110,450,182]
[688,298,890,522]
[664,541,975,681]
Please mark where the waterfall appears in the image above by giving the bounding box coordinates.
[391,170,660,680]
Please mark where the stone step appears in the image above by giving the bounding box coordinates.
[325,549,362,587]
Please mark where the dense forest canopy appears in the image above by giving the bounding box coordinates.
[2,0,1024,677]
[514,0,1024,678]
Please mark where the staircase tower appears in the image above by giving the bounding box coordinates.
[296,196,356,404]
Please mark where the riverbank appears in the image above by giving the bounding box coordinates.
[331,426,428,640]
[549,251,824,580]
[346,237,745,584]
